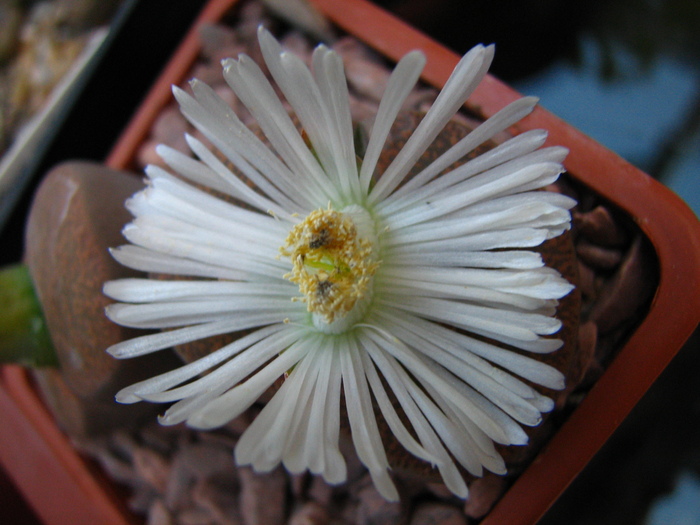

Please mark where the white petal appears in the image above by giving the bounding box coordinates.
[115,324,289,402]
[222,54,333,203]
[368,45,494,202]
[392,97,540,197]
[359,50,426,192]
[187,339,306,429]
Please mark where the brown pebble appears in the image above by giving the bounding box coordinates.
[576,260,597,300]
[333,38,390,102]
[189,62,226,86]
[214,84,239,110]
[133,447,171,494]
[152,105,191,146]
[410,502,466,525]
[288,473,308,500]
[588,235,656,334]
[339,433,367,485]
[355,475,405,525]
[576,240,623,270]
[198,23,239,62]
[147,498,175,525]
[348,93,380,128]
[308,475,334,506]
[555,321,599,409]
[288,501,330,525]
[573,321,599,386]
[280,31,313,64]
[192,471,241,525]
[426,482,455,500]
[463,475,506,519]
[137,139,168,169]
[129,483,160,514]
[178,507,216,525]
[166,443,236,512]
[238,467,287,525]
[574,205,628,247]
[74,439,136,485]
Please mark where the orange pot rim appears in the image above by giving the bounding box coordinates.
[107,0,700,521]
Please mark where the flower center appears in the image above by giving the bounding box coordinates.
[281,206,378,330]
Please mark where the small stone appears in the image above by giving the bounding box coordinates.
[576,240,623,270]
[288,501,329,525]
[147,498,174,525]
[178,507,216,525]
[463,475,506,519]
[588,235,656,334]
[290,472,309,499]
[133,447,171,494]
[238,466,287,525]
[192,471,241,525]
[576,260,597,300]
[574,205,628,247]
[280,31,313,64]
[355,475,405,525]
[74,438,136,485]
[198,23,238,62]
[426,482,455,500]
[189,62,226,86]
[166,443,236,512]
[214,84,239,111]
[409,502,466,525]
[333,38,391,102]
[556,321,599,408]
[137,139,167,169]
[308,475,334,506]
[129,483,160,514]
[151,105,191,150]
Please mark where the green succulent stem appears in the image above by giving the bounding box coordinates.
[0,264,58,367]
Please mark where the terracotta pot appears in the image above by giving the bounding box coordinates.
[1,0,698,523]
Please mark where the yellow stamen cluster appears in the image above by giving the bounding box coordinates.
[281,208,378,324]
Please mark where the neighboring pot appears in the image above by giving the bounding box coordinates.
[1,0,698,524]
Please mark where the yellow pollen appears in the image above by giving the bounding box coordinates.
[281,208,378,324]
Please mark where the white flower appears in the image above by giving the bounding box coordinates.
[104,27,575,501]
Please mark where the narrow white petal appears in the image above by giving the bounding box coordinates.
[107,318,248,359]
[392,97,540,197]
[188,334,309,428]
[368,44,494,202]
[176,81,315,210]
[184,133,293,220]
[105,301,291,329]
[104,278,295,304]
[360,334,469,498]
[359,350,440,465]
[321,349,346,484]
[156,144,235,196]
[361,324,526,445]
[311,44,362,201]
[359,51,426,192]
[109,245,251,281]
[384,160,565,229]
[115,324,289,402]
[382,228,550,255]
[235,354,312,470]
[222,54,334,203]
[381,310,565,388]
[386,249,544,270]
